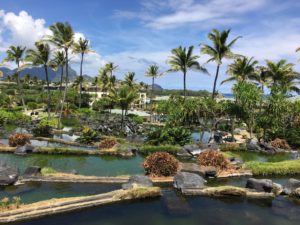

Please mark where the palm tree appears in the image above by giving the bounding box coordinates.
[45,22,74,129]
[222,56,258,84]
[50,51,66,94]
[104,62,118,90]
[3,46,26,110]
[73,37,93,108]
[265,60,300,94]
[145,65,163,101]
[25,42,52,119]
[201,29,241,99]
[98,68,109,92]
[108,85,138,129]
[168,46,207,98]
[92,76,99,101]
[124,72,136,88]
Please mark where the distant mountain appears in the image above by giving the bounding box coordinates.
[0,66,77,82]
[153,83,163,91]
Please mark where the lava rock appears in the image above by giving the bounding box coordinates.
[180,163,205,177]
[283,178,300,195]
[122,175,153,189]
[202,166,217,177]
[14,144,35,155]
[0,162,19,186]
[174,172,206,191]
[246,178,273,193]
[246,139,262,151]
[23,166,41,177]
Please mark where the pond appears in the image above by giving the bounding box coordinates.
[225,151,295,162]
[0,182,121,204]
[9,188,300,225]
[0,153,144,176]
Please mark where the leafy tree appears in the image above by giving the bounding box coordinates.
[145,65,164,100]
[168,46,207,98]
[124,72,137,88]
[201,29,241,99]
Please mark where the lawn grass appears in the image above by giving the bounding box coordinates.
[244,160,300,175]
[41,167,58,175]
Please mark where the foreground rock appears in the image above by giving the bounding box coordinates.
[122,175,153,189]
[283,178,300,195]
[174,172,206,193]
[23,166,41,177]
[179,163,205,177]
[246,178,283,195]
[14,144,35,155]
[0,162,19,186]
[0,187,161,224]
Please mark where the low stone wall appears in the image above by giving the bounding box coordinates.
[182,186,275,199]
[0,187,161,223]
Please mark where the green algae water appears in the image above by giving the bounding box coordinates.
[0,153,144,176]
[9,188,300,225]
[0,182,121,204]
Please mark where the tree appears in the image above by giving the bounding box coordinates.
[145,65,163,101]
[104,62,118,90]
[73,37,93,108]
[25,42,52,119]
[45,22,74,128]
[222,56,258,84]
[108,85,138,129]
[201,29,241,99]
[50,51,66,94]
[168,46,207,98]
[124,72,136,88]
[265,60,300,95]
[233,81,262,138]
[3,46,26,110]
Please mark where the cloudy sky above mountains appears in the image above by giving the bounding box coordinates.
[0,0,300,92]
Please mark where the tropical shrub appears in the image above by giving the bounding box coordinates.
[27,102,38,110]
[143,152,179,177]
[32,118,58,136]
[0,197,22,211]
[0,110,29,125]
[76,126,99,144]
[8,133,31,147]
[98,138,118,149]
[270,138,291,150]
[198,149,229,170]
[146,126,191,146]
[127,114,144,124]
[219,143,245,151]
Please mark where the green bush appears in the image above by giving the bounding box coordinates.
[127,114,144,124]
[146,126,191,146]
[76,126,99,144]
[27,102,38,110]
[0,110,30,125]
[139,145,181,155]
[33,118,59,136]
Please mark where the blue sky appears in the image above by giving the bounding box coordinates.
[1,0,300,93]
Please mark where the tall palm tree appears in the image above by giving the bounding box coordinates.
[92,76,99,101]
[104,62,118,90]
[168,46,207,98]
[145,65,163,100]
[73,37,93,108]
[222,56,258,84]
[98,68,109,92]
[201,29,241,99]
[45,22,74,129]
[25,42,52,119]
[50,51,66,94]
[265,60,300,94]
[3,46,26,110]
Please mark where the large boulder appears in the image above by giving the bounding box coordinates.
[180,163,205,177]
[174,172,206,192]
[246,178,274,192]
[183,144,202,156]
[201,166,217,177]
[283,178,300,195]
[0,162,19,186]
[122,175,153,189]
[246,139,262,151]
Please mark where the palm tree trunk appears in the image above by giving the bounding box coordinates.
[57,49,69,129]
[183,70,187,98]
[79,53,84,108]
[152,77,154,100]
[44,65,51,120]
[17,61,26,111]
[212,64,220,99]
[260,84,264,113]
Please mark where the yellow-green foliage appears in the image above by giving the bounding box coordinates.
[220,143,246,151]
[41,167,58,175]
[244,160,300,175]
